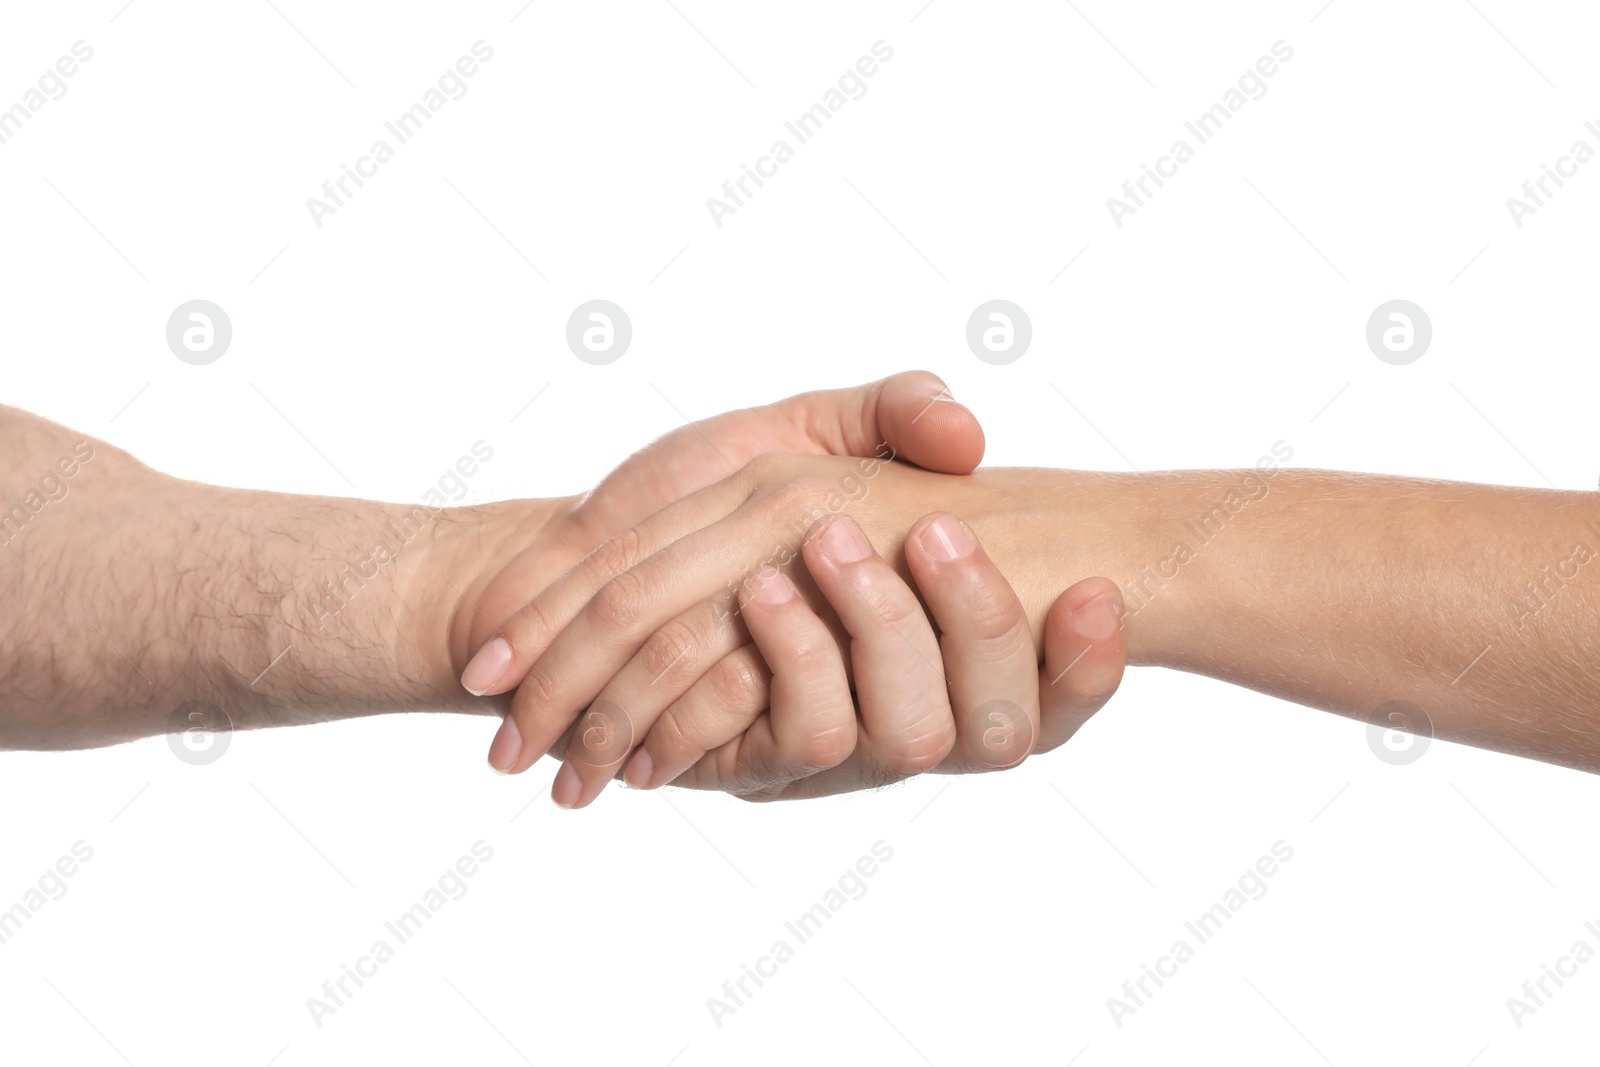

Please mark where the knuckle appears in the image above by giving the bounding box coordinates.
[650,706,697,760]
[960,583,1027,643]
[707,653,765,709]
[853,574,920,631]
[640,619,700,682]
[516,662,561,717]
[878,718,957,777]
[785,634,835,676]
[507,598,558,659]
[590,567,650,632]
[583,527,644,586]
[772,478,831,526]
[792,726,854,772]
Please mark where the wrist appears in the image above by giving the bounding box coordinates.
[1008,467,1285,671]
[207,490,573,725]
[425,494,582,693]
[956,467,1238,669]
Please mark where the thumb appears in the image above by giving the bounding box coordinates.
[776,370,985,474]
[1037,577,1127,753]
[567,371,985,546]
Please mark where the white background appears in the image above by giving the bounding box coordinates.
[3,1,1599,1064]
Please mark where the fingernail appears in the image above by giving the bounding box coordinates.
[624,748,654,789]
[919,514,976,562]
[487,714,522,773]
[820,516,872,563]
[551,762,581,808]
[748,565,795,605]
[462,637,512,696]
[1072,596,1121,642]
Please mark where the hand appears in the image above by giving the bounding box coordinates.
[443,372,983,682]
[619,513,1127,803]
[465,454,1090,778]
[0,375,981,751]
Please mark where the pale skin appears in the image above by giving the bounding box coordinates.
[6,372,1599,802]
[0,373,1122,801]
[472,445,1600,805]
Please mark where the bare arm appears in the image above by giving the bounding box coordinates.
[0,371,986,755]
[1037,468,1600,772]
[0,402,559,748]
[475,457,1600,778]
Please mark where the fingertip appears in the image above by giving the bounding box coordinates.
[551,762,580,808]
[809,513,875,568]
[1064,579,1125,643]
[624,747,654,789]
[737,563,800,614]
[881,372,984,474]
[487,713,522,774]
[908,400,985,472]
[905,511,976,566]
[462,636,515,696]
[1042,579,1127,702]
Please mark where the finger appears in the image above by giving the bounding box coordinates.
[901,512,1040,771]
[616,556,862,793]
[497,505,786,776]
[557,532,863,800]
[549,598,750,808]
[464,471,751,702]
[649,557,869,799]
[673,577,1131,801]
[496,447,890,777]
[562,371,980,548]
[623,644,772,790]
[798,514,954,781]
[1037,578,1127,752]
[665,567,856,797]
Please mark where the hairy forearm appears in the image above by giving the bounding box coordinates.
[194,488,547,729]
[0,406,567,749]
[1009,468,1600,771]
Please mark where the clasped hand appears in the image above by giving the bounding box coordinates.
[450,373,1126,806]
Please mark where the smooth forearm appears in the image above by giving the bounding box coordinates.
[1006,467,1600,771]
